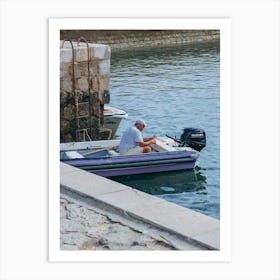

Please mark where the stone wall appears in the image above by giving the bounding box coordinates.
[60,30,220,51]
[60,40,111,142]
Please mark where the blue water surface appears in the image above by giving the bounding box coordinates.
[109,42,220,219]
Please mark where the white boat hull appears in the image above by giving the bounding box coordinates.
[103,106,128,138]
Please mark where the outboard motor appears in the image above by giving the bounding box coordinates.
[180,128,206,152]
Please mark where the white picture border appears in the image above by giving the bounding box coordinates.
[49,18,231,262]
[1,0,279,279]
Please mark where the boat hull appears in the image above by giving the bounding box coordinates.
[62,150,198,177]
[103,106,128,139]
[103,116,122,139]
[86,161,196,177]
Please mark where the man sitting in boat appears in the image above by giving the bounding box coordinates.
[119,119,157,155]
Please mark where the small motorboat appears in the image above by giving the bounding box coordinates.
[60,128,206,177]
[103,106,128,138]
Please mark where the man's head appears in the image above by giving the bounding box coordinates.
[135,119,147,131]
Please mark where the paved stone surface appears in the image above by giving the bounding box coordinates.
[60,162,220,250]
[60,194,179,251]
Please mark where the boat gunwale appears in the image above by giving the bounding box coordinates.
[63,153,198,169]
[62,149,198,162]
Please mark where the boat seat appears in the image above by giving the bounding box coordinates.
[65,151,85,159]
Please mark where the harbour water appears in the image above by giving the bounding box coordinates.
[109,42,220,219]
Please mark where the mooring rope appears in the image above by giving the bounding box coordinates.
[83,128,92,141]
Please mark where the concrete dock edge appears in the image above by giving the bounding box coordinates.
[60,162,220,250]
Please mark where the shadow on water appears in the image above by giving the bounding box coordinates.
[111,168,207,196]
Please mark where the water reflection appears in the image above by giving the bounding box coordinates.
[111,169,207,196]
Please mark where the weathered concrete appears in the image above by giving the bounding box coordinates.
[60,191,190,250]
[60,162,220,250]
[60,40,112,142]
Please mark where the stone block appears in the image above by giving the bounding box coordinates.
[61,218,85,233]
[96,188,164,211]
[73,61,98,78]
[60,41,110,62]
[61,60,99,81]
[128,201,220,244]
[100,75,110,92]
[60,91,72,104]
[60,44,87,63]
[62,104,75,120]
[87,227,109,239]
[60,76,73,93]
[60,168,128,197]
[74,62,88,78]
[76,90,89,103]
[60,162,78,175]
[60,232,89,246]
[88,61,99,76]
[193,228,220,250]
[89,76,98,92]
[63,133,75,142]
[77,103,89,117]
[76,77,89,92]
[60,48,73,64]
[90,44,111,60]
[89,91,98,104]
[99,59,110,75]
[75,47,90,62]
[66,203,89,220]
[60,62,73,78]
[77,116,90,130]
[60,121,70,136]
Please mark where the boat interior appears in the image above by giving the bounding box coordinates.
[60,137,186,160]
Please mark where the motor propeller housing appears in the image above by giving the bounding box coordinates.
[180,128,206,152]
